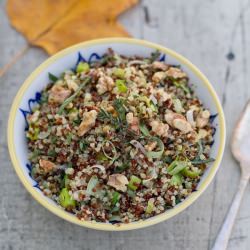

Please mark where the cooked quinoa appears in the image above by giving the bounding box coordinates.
[26,49,215,223]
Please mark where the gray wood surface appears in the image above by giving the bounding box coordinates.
[0,0,250,249]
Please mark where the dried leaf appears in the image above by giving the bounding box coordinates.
[7,0,138,54]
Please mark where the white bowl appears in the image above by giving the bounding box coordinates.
[8,38,226,231]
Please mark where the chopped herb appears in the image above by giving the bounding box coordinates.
[128,175,141,191]
[66,133,73,144]
[167,160,188,175]
[48,150,56,158]
[149,50,161,62]
[146,137,164,159]
[127,190,136,198]
[113,98,126,122]
[163,155,173,164]
[145,199,155,214]
[173,81,190,94]
[113,68,125,78]
[58,77,91,114]
[181,168,201,178]
[115,79,127,93]
[39,92,48,104]
[29,149,41,161]
[59,188,76,208]
[48,72,58,82]
[86,176,99,196]
[114,163,129,173]
[79,140,88,152]
[76,62,89,73]
[170,174,182,185]
[139,122,150,136]
[111,192,121,206]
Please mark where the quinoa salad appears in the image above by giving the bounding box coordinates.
[26,49,215,224]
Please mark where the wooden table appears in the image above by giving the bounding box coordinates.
[0,0,249,249]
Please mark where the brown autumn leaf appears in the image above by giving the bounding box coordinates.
[7,0,138,54]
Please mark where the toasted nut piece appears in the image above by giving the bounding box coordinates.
[150,120,169,137]
[66,79,79,92]
[196,110,210,128]
[77,110,97,136]
[152,71,167,83]
[166,67,187,79]
[153,88,171,106]
[145,141,157,151]
[172,119,193,133]
[39,159,56,173]
[165,111,186,126]
[96,76,115,94]
[152,61,168,71]
[28,110,40,123]
[126,112,140,133]
[197,129,208,139]
[107,174,129,192]
[126,112,134,124]
[49,85,71,104]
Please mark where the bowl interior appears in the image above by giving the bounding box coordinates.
[8,38,225,231]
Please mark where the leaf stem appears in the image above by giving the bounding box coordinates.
[0,45,29,78]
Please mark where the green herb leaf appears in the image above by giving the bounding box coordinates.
[76,62,89,73]
[48,72,58,82]
[59,188,76,208]
[173,81,190,94]
[170,174,182,185]
[181,168,201,178]
[58,77,90,114]
[145,199,155,214]
[149,50,161,62]
[48,150,56,158]
[111,191,121,206]
[113,68,125,78]
[79,140,88,152]
[113,98,126,122]
[86,176,99,196]
[114,163,129,173]
[146,137,164,159]
[66,133,73,144]
[139,122,150,136]
[128,175,141,191]
[115,79,127,93]
[167,160,188,175]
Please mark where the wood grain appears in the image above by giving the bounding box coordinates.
[0,0,250,249]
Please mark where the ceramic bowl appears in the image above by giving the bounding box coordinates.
[8,38,226,231]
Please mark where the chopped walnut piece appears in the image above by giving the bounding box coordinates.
[196,110,210,128]
[153,88,171,106]
[152,61,168,71]
[145,141,157,151]
[172,119,193,134]
[126,112,139,133]
[107,174,129,192]
[165,111,186,126]
[96,76,115,94]
[77,110,97,136]
[39,159,56,173]
[166,67,187,79]
[66,79,79,92]
[49,85,71,104]
[152,71,167,83]
[150,120,169,137]
[165,111,192,133]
